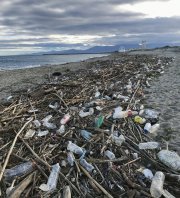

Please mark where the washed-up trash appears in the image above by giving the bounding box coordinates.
[144,123,152,133]
[79,108,94,118]
[49,102,59,110]
[104,150,116,160]
[60,113,71,125]
[67,141,84,156]
[4,161,35,181]
[134,116,146,124]
[139,142,160,150]
[138,167,153,180]
[149,123,160,134]
[112,134,125,146]
[63,185,71,198]
[56,125,65,135]
[42,115,56,129]
[80,130,93,141]
[158,150,180,171]
[37,130,49,137]
[95,115,104,128]
[33,119,41,128]
[28,109,39,113]
[144,109,159,119]
[80,159,94,172]
[95,91,101,98]
[39,163,60,192]
[24,129,36,139]
[150,171,165,198]
[117,94,129,101]
[67,152,75,166]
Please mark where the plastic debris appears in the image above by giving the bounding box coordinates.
[158,150,180,171]
[56,125,65,135]
[104,150,116,160]
[150,171,165,198]
[79,108,94,118]
[138,142,160,150]
[60,113,71,125]
[39,163,60,192]
[134,116,146,124]
[80,130,93,140]
[37,130,49,137]
[95,115,104,128]
[80,159,94,172]
[24,129,36,139]
[67,141,84,156]
[112,134,125,146]
[4,161,35,181]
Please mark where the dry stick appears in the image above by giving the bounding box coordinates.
[0,118,33,182]
[126,80,140,110]
[79,165,114,198]
[18,136,51,169]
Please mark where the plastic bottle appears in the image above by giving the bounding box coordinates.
[79,108,94,118]
[104,150,116,160]
[67,152,74,166]
[39,163,60,192]
[80,159,94,172]
[67,141,83,156]
[80,130,93,141]
[149,123,160,134]
[144,109,159,119]
[113,108,138,119]
[134,116,146,124]
[60,113,71,125]
[138,142,160,150]
[142,168,153,180]
[157,150,180,171]
[95,115,104,128]
[150,171,165,198]
[112,134,125,146]
[144,123,151,133]
[37,130,49,137]
[56,125,65,135]
[4,161,35,181]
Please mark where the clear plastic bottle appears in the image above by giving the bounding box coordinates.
[67,152,75,166]
[60,113,71,125]
[158,150,180,171]
[80,159,94,172]
[104,150,116,160]
[150,171,165,198]
[144,123,151,133]
[79,108,94,118]
[80,130,93,141]
[4,161,35,181]
[138,142,160,150]
[39,163,60,192]
[149,123,160,134]
[67,141,83,156]
[112,134,125,146]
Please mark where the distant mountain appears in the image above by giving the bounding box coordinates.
[42,44,138,55]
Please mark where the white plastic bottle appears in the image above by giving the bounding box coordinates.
[150,171,165,198]
[158,150,180,171]
[80,159,94,172]
[67,141,83,156]
[144,123,151,133]
[149,123,160,134]
[138,142,160,150]
[104,150,116,160]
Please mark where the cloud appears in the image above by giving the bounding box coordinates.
[0,0,179,54]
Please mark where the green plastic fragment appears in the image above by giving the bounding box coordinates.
[95,115,104,128]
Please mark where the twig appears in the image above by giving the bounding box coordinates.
[0,118,33,182]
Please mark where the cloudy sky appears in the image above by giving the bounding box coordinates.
[0,0,180,55]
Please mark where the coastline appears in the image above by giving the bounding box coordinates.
[0,53,115,102]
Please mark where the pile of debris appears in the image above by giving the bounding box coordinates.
[0,54,179,198]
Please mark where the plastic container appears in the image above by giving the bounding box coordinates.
[157,150,180,171]
[37,130,49,137]
[67,152,74,166]
[150,171,165,198]
[144,123,151,133]
[4,161,35,181]
[134,116,146,124]
[144,109,159,119]
[79,108,94,118]
[67,141,83,156]
[104,150,115,160]
[56,125,65,135]
[39,163,60,192]
[112,134,125,146]
[95,115,104,128]
[60,113,71,125]
[138,142,160,150]
[80,130,93,141]
[142,168,153,180]
[149,123,160,134]
[80,159,94,172]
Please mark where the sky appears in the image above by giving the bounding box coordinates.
[0,0,180,55]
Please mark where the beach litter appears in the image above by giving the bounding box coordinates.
[0,54,179,197]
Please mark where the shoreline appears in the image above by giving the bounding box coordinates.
[0,53,115,102]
